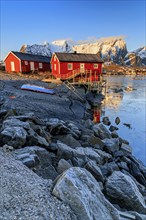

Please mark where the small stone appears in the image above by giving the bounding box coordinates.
[115,117,120,125]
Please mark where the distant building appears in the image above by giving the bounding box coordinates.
[4,51,51,73]
[51,52,103,81]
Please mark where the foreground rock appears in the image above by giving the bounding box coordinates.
[105,171,146,214]
[0,151,76,220]
[52,167,120,220]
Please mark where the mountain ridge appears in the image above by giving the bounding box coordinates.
[20,37,146,67]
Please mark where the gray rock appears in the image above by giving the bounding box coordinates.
[102,116,111,126]
[120,143,132,154]
[52,167,120,220]
[26,128,49,147]
[84,161,105,183]
[105,171,146,213]
[115,117,121,125]
[119,137,129,145]
[57,141,74,161]
[22,157,35,168]
[57,159,72,174]
[113,150,125,158]
[0,126,27,148]
[13,146,58,180]
[84,119,94,129]
[128,155,146,179]
[100,162,119,177]
[117,161,129,172]
[93,123,111,139]
[88,135,104,149]
[55,134,82,149]
[75,147,101,164]
[103,138,120,154]
[93,149,112,163]
[111,131,119,138]
[9,112,46,125]
[65,121,81,139]
[46,118,70,135]
[130,161,146,186]
[2,118,30,130]
[109,125,119,132]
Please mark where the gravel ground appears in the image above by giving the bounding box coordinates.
[0,71,85,121]
[0,150,77,220]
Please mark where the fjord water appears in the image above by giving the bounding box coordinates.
[100,75,146,165]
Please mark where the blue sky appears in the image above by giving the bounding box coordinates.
[0,0,145,59]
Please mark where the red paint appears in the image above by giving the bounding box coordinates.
[4,52,50,73]
[5,52,21,73]
[51,54,103,81]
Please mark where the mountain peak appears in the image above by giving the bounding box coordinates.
[20,37,146,67]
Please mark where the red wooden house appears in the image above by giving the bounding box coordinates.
[4,51,51,73]
[51,52,103,82]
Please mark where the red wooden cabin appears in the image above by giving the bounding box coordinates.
[51,52,103,82]
[4,51,51,73]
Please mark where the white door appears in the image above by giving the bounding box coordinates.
[11,62,15,71]
[80,63,85,73]
[30,62,34,71]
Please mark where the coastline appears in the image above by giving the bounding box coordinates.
[0,70,146,219]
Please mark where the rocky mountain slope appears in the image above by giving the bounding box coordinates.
[20,37,146,67]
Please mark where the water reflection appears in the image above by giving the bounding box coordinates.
[93,75,146,165]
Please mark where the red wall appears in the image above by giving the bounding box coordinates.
[51,55,60,78]
[51,54,103,81]
[5,52,50,73]
[21,61,50,73]
[5,53,21,73]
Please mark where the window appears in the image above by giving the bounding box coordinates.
[80,63,84,69]
[54,64,56,71]
[68,63,73,70]
[39,63,43,69]
[94,64,98,69]
[25,61,28,65]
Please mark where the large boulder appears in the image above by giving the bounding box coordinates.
[13,146,58,180]
[0,126,27,148]
[105,171,146,213]
[52,167,120,220]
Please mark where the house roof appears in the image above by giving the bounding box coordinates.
[11,51,51,63]
[54,52,103,63]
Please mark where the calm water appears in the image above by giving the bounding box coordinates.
[100,75,146,165]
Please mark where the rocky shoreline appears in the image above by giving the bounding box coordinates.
[0,72,146,219]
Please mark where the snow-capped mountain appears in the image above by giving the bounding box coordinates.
[20,40,73,57]
[73,37,127,64]
[124,47,146,66]
[20,37,146,67]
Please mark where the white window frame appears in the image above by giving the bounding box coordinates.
[54,64,56,71]
[68,63,73,70]
[94,64,98,69]
[25,61,28,65]
[39,63,43,69]
[80,63,85,69]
